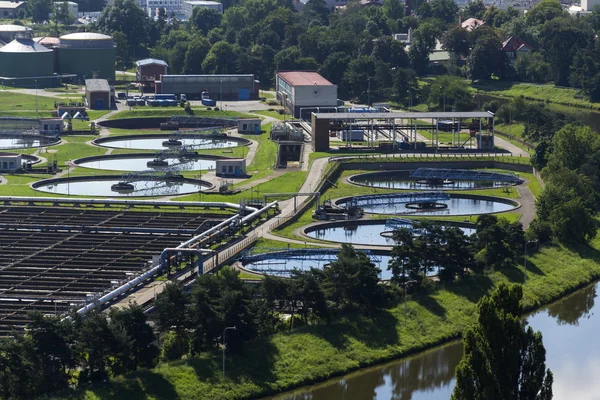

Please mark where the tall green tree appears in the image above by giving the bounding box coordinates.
[190,8,222,35]
[452,283,553,400]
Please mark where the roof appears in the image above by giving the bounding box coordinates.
[136,58,168,67]
[277,71,333,86]
[183,0,222,4]
[85,79,110,92]
[0,152,19,157]
[429,51,451,62]
[502,36,533,52]
[60,32,112,40]
[461,18,484,32]
[0,1,26,9]
[0,24,31,32]
[33,36,60,45]
[53,1,77,4]
[0,38,52,53]
[312,111,495,120]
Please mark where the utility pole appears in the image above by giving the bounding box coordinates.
[367,77,371,108]
[222,326,237,380]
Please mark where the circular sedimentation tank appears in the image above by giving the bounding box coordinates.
[32,176,213,197]
[93,134,249,151]
[57,32,115,80]
[73,153,222,172]
[349,170,515,191]
[334,193,519,216]
[0,135,60,150]
[303,220,475,246]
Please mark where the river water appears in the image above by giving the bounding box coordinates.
[270,282,599,400]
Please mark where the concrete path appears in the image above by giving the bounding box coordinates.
[517,184,536,228]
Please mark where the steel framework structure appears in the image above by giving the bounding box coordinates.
[409,168,523,183]
[343,192,450,208]
[384,218,415,231]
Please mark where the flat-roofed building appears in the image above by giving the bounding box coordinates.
[275,71,338,119]
[183,0,222,19]
[85,79,111,110]
[0,2,26,19]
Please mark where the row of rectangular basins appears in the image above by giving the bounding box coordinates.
[0,226,204,334]
[0,207,229,230]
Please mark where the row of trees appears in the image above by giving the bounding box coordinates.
[0,306,158,400]
[154,245,396,361]
[391,216,525,289]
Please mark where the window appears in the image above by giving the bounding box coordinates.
[228,165,233,173]
[222,166,227,173]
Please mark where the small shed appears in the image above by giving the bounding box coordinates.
[216,158,246,177]
[39,118,63,134]
[85,79,111,110]
[0,152,22,172]
[136,58,168,84]
[238,118,261,134]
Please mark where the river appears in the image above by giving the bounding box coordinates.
[270,282,599,400]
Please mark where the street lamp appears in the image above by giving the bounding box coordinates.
[524,240,538,283]
[35,79,38,113]
[220,78,223,111]
[222,325,236,380]
[367,77,372,108]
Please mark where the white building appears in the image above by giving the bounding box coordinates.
[183,0,222,19]
[0,152,22,172]
[275,71,338,119]
[216,158,246,177]
[581,0,600,11]
[146,0,182,18]
[293,0,348,10]
[54,1,78,18]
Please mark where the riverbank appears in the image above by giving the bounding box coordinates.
[48,234,600,400]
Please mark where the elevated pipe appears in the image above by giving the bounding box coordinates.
[0,197,257,212]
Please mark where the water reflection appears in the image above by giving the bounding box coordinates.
[357,198,516,216]
[35,178,207,197]
[352,176,506,191]
[77,156,217,172]
[545,284,596,326]
[271,281,600,400]
[97,137,240,151]
[271,342,462,400]
[0,136,56,150]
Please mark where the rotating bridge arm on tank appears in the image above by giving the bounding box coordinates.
[345,191,450,208]
[409,168,523,184]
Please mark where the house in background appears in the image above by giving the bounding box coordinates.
[502,37,533,61]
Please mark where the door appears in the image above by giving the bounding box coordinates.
[238,88,250,100]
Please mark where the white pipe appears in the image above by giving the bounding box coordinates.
[177,214,241,249]
[241,201,278,224]
[0,197,257,212]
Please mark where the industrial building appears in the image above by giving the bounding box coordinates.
[183,0,223,19]
[0,24,32,44]
[216,158,246,177]
[0,152,22,172]
[39,118,63,134]
[155,74,259,100]
[85,79,111,109]
[275,71,338,119]
[54,1,78,18]
[0,1,26,19]
[238,118,261,134]
[136,58,167,91]
[146,0,182,18]
[0,38,55,87]
[57,32,116,80]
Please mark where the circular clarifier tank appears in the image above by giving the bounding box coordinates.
[335,193,519,216]
[73,153,222,172]
[303,220,475,246]
[349,170,514,191]
[0,135,60,150]
[32,176,213,197]
[93,134,250,151]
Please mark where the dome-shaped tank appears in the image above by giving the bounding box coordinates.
[57,32,115,80]
[0,25,33,43]
[0,38,54,81]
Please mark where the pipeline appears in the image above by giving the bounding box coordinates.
[0,197,257,212]
[73,201,278,317]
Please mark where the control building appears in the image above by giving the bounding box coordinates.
[275,71,338,119]
[155,74,259,100]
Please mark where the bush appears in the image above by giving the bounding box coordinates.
[161,331,191,362]
[214,107,220,111]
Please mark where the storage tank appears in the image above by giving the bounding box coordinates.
[0,38,54,86]
[57,32,115,80]
[0,25,33,43]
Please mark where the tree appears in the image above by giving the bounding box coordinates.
[75,313,118,382]
[201,41,238,74]
[452,283,553,400]
[526,0,564,26]
[184,35,211,74]
[418,0,458,23]
[53,1,74,28]
[548,197,597,244]
[462,0,486,19]
[28,0,53,22]
[321,244,388,312]
[382,0,404,21]
[97,0,149,63]
[442,27,470,58]
[546,124,599,172]
[108,305,159,370]
[427,75,475,111]
[155,282,189,333]
[190,8,222,35]
[438,226,473,281]
[409,22,440,75]
[472,215,524,271]
[466,33,509,81]
[0,337,37,399]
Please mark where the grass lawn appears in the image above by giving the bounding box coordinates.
[0,91,81,114]
[251,110,284,120]
[47,234,600,400]
[108,108,256,120]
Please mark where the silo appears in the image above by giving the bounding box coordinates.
[0,25,33,43]
[57,32,115,80]
[0,38,54,87]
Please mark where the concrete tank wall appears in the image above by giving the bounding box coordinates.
[57,47,115,80]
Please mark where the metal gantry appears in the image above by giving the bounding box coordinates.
[409,168,523,184]
[384,218,415,231]
[343,191,450,209]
